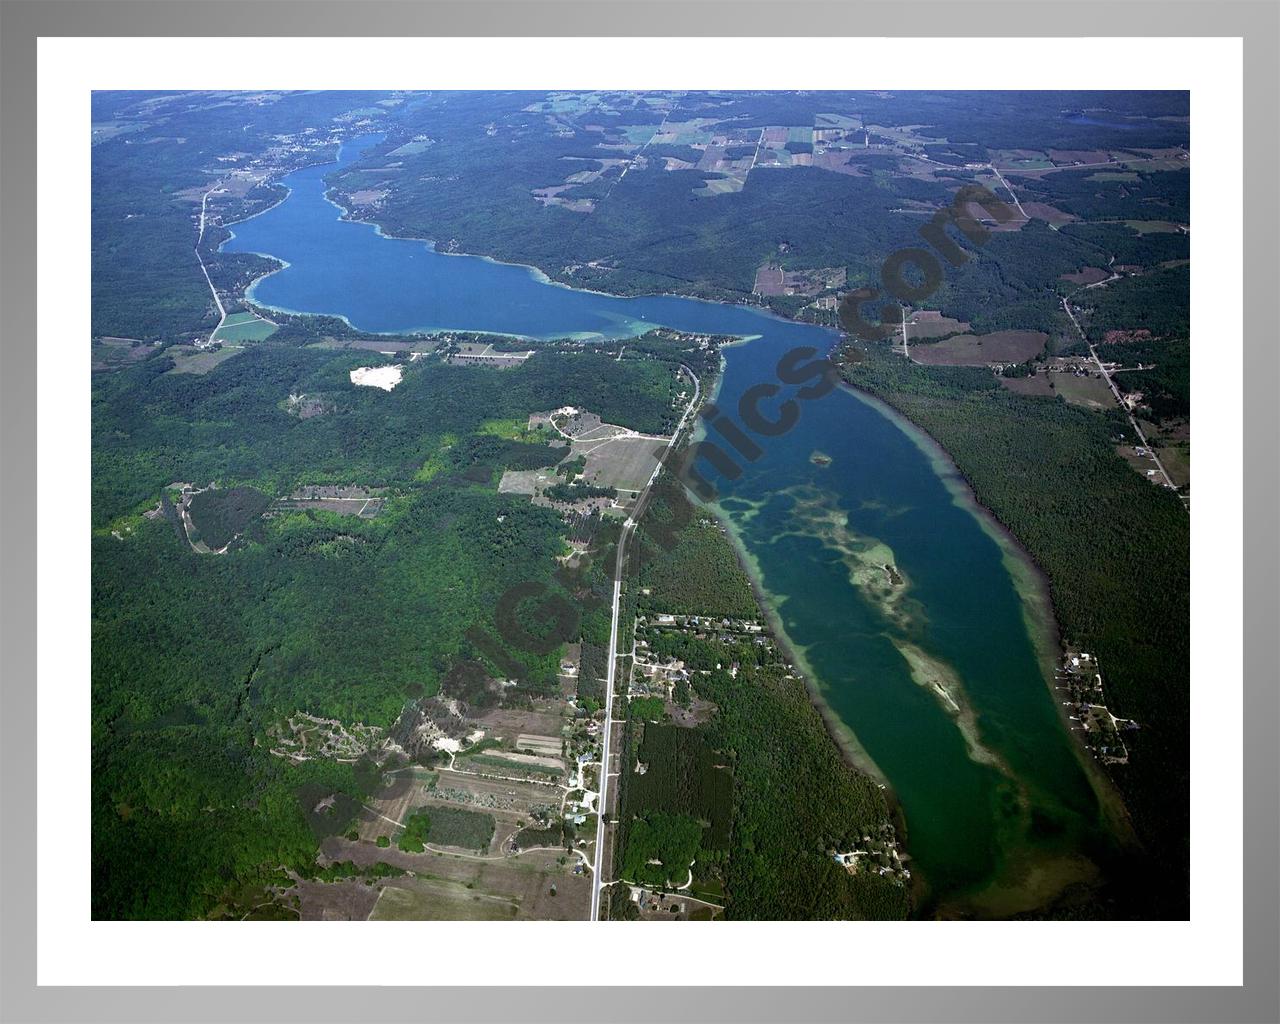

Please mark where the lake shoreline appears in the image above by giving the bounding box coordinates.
[690,349,894,793]
[837,373,1138,851]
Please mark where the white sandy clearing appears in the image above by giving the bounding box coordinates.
[350,365,403,391]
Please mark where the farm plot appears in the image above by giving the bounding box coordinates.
[515,734,563,758]
[427,770,560,820]
[752,265,846,298]
[992,149,1055,170]
[577,436,665,493]
[1021,202,1078,226]
[1122,220,1186,235]
[354,766,439,845]
[455,751,567,784]
[310,336,437,354]
[1060,267,1112,286]
[274,484,387,519]
[426,773,561,856]
[92,337,159,373]
[1000,374,1055,398]
[1047,149,1113,165]
[910,330,1048,366]
[322,835,589,920]
[370,877,518,920]
[445,342,536,368]
[906,311,971,339]
[213,311,278,343]
[515,410,672,512]
[1051,371,1119,410]
[292,877,382,921]
[163,344,245,375]
[471,705,569,744]
[497,468,551,495]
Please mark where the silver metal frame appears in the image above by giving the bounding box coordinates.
[1,2,1275,1020]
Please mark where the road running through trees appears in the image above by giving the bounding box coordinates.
[589,364,701,921]
[1061,294,1189,511]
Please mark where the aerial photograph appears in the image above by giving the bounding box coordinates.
[91,89,1190,923]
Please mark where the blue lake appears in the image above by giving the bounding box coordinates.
[224,135,1119,913]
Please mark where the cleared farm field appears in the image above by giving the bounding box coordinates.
[1155,443,1190,489]
[1020,202,1077,226]
[1122,220,1185,234]
[187,485,271,549]
[456,752,566,782]
[580,436,664,491]
[370,878,518,921]
[425,775,558,856]
[497,468,549,495]
[164,343,245,375]
[1052,371,1118,410]
[515,733,563,757]
[1060,267,1111,285]
[1000,374,1055,398]
[212,311,278,343]
[694,176,745,197]
[93,337,158,372]
[905,312,971,339]
[911,330,1048,366]
[321,836,590,920]
[275,496,384,518]
[293,876,381,921]
[472,705,568,741]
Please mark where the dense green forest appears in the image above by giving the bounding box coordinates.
[92,344,677,528]
[924,209,1189,338]
[1074,263,1190,423]
[396,806,494,853]
[634,480,760,619]
[91,331,684,918]
[1099,337,1190,424]
[1013,167,1190,224]
[1079,263,1190,342]
[1058,221,1189,268]
[842,344,1189,916]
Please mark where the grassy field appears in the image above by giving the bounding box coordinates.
[164,344,245,375]
[1122,220,1185,234]
[213,312,278,343]
[1154,443,1190,489]
[911,330,1048,366]
[1050,372,1118,410]
[370,878,519,920]
[92,337,158,372]
[321,835,590,919]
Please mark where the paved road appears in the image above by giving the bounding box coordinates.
[589,364,701,921]
[196,187,227,340]
[987,163,1030,220]
[1061,295,1189,511]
